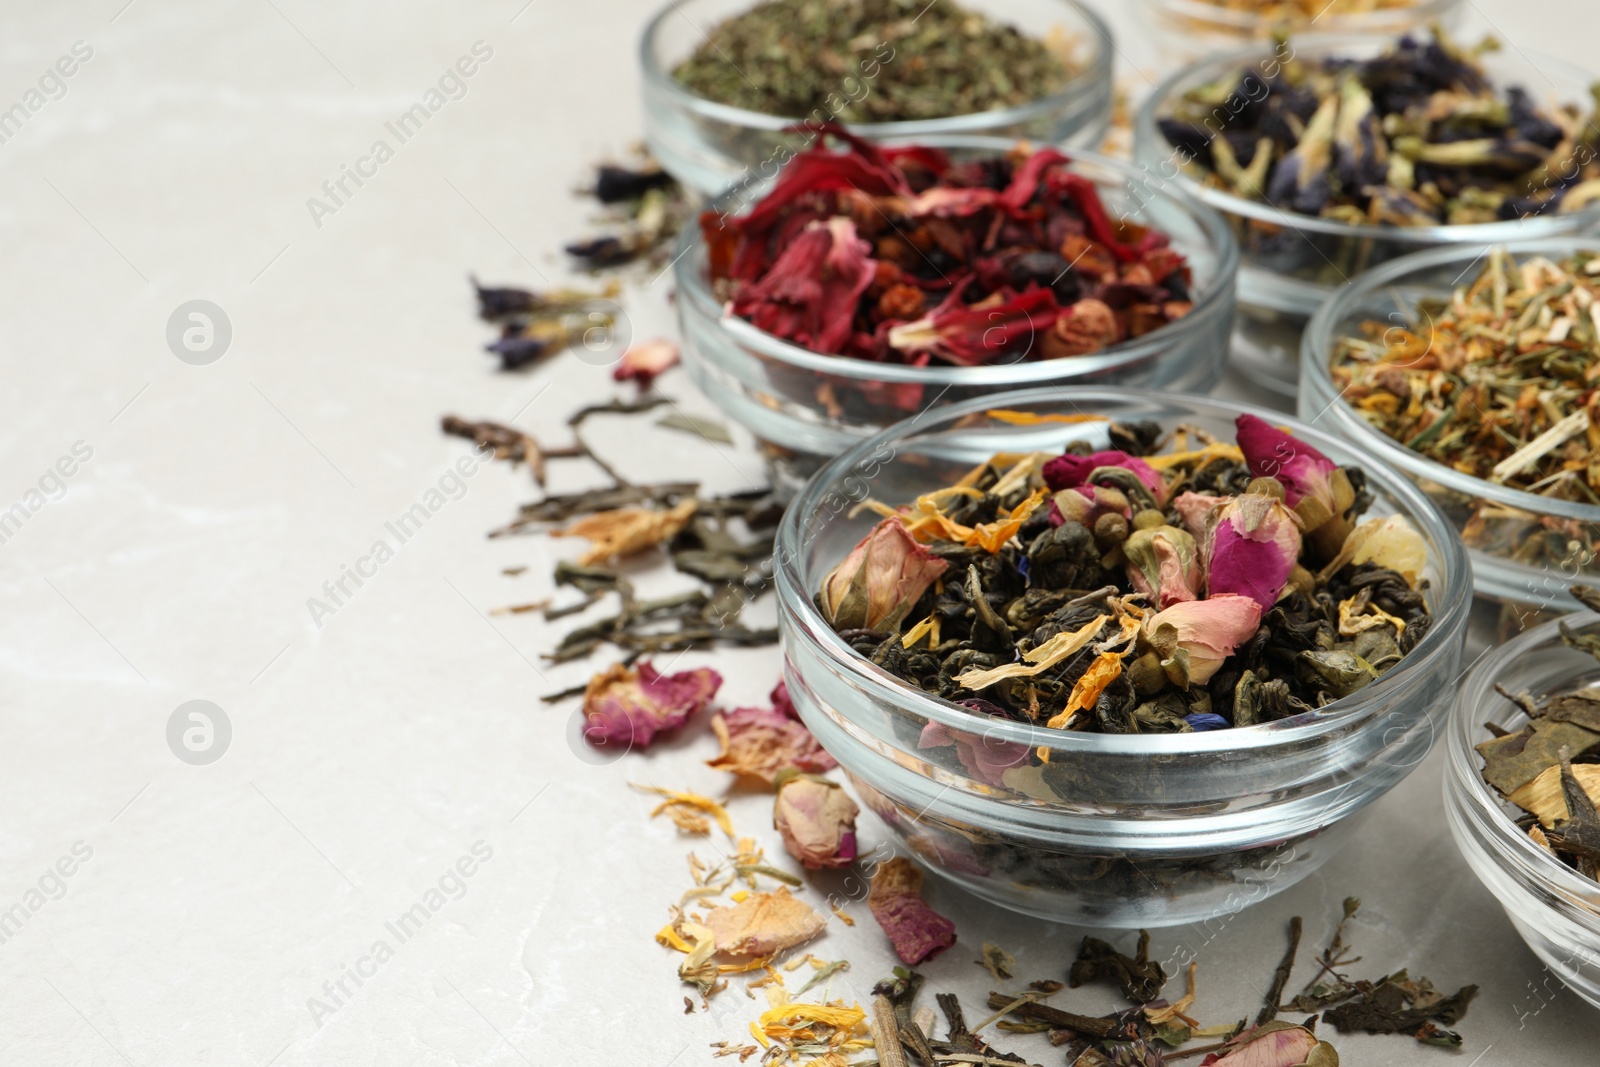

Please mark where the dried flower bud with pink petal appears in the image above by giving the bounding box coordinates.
[1042,450,1166,507]
[773,772,859,869]
[1172,490,1227,543]
[820,517,949,632]
[1235,414,1344,535]
[580,661,723,750]
[1206,493,1304,610]
[611,338,680,389]
[1123,524,1200,608]
[1142,594,1263,688]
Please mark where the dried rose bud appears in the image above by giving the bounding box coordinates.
[1235,414,1344,534]
[819,517,949,632]
[1172,491,1227,542]
[1042,450,1166,506]
[581,661,723,750]
[1207,493,1304,610]
[1124,525,1200,609]
[1143,594,1264,688]
[772,772,859,870]
[611,338,679,389]
[1040,297,1120,357]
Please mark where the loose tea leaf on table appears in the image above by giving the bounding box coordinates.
[674,0,1077,123]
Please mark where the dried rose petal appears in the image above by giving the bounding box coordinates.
[611,338,679,388]
[702,887,827,957]
[1202,1021,1324,1067]
[1143,595,1263,688]
[1173,490,1227,542]
[580,661,723,750]
[707,705,836,785]
[1235,414,1339,514]
[918,719,1030,788]
[867,857,957,965]
[1207,493,1304,610]
[819,517,949,632]
[730,217,877,354]
[773,773,859,869]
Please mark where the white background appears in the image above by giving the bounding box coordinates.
[0,1,1596,1064]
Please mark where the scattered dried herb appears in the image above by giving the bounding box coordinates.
[708,688,839,784]
[1331,247,1600,581]
[470,277,623,370]
[1159,29,1600,224]
[1070,931,1167,1004]
[1479,586,1600,884]
[703,128,1194,413]
[674,0,1076,124]
[579,660,723,750]
[565,153,689,271]
[868,856,958,965]
[820,413,1432,734]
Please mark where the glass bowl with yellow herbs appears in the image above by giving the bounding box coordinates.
[1135,30,1600,395]
[774,388,1470,926]
[1136,0,1464,65]
[1303,239,1600,614]
[641,0,1112,196]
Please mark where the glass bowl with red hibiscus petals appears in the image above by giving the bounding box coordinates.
[674,129,1239,499]
[773,387,1471,927]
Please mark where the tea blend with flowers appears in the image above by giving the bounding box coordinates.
[1330,247,1600,579]
[820,413,1432,735]
[673,0,1076,124]
[1158,31,1600,225]
[704,128,1194,412]
[1480,587,1600,885]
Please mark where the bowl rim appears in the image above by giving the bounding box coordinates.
[775,385,1473,755]
[1300,236,1600,525]
[1131,32,1600,241]
[638,0,1115,138]
[1448,609,1600,907]
[1143,0,1462,32]
[675,137,1241,386]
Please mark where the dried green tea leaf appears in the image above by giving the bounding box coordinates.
[1543,690,1600,732]
[977,943,1017,981]
[1069,930,1166,1004]
[1323,974,1476,1046]
[657,411,734,444]
[1476,719,1600,794]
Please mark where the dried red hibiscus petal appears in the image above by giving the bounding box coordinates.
[868,857,957,965]
[581,661,723,750]
[706,125,1193,376]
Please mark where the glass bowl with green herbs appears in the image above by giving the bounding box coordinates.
[774,388,1470,926]
[641,0,1112,196]
[1302,239,1600,616]
[1134,30,1600,395]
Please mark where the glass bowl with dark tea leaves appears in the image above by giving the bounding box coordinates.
[640,0,1113,196]
[1134,29,1600,395]
[675,129,1237,499]
[1135,0,1464,65]
[775,388,1470,927]
[1446,597,1600,1011]
[1302,239,1600,613]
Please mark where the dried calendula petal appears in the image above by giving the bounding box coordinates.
[635,785,736,837]
[703,887,827,957]
[554,497,697,565]
[867,857,956,965]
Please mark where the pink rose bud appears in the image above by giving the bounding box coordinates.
[820,517,949,631]
[773,772,859,870]
[1142,594,1264,687]
[1206,493,1304,610]
[1048,485,1131,529]
[1123,525,1200,608]
[1042,450,1167,507]
[1235,414,1339,515]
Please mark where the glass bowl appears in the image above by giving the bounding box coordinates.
[1299,238,1600,613]
[774,387,1472,926]
[640,0,1114,197]
[675,137,1239,500]
[1135,0,1464,65]
[1133,34,1600,396]
[1445,611,1600,1011]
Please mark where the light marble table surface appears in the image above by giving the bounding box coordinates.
[2,1,1598,1063]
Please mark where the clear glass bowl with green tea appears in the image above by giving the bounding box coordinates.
[1305,240,1600,610]
[1134,30,1600,394]
[775,390,1470,925]
[641,0,1112,195]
